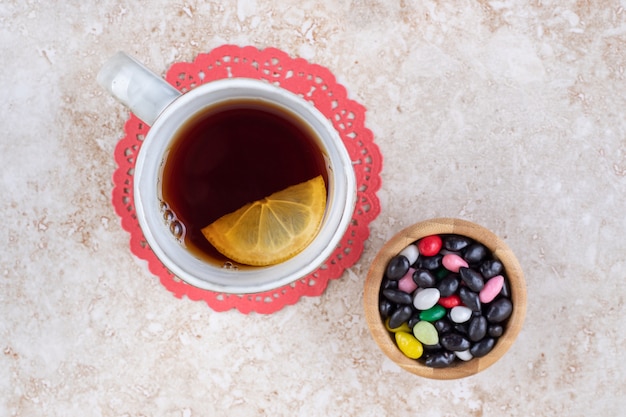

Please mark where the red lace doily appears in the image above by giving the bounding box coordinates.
[111,45,382,314]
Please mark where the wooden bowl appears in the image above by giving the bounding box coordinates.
[363,218,527,379]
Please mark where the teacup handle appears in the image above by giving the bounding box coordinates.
[97,52,181,126]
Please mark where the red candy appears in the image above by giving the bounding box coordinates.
[417,235,442,257]
[438,295,462,308]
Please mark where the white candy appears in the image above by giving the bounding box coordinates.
[455,349,474,362]
[398,244,419,265]
[413,288,440,311]
[450,306,472,323]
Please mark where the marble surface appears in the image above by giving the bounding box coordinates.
[2,0,626,415]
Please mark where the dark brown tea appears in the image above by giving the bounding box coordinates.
[160,99,329,264]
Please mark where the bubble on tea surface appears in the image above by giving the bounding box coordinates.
[170,220,185,239]
[222,261,238,270]
[163,209,175,222]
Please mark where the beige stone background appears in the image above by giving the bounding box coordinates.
[2,0,626,416]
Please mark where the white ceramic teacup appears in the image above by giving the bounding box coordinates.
[98,52,356,294]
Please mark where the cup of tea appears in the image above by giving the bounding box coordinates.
[98,52,357,294]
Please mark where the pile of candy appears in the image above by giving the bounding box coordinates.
[378,234,513,368]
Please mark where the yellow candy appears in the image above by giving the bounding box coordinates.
[395,331,424,359]
[385,318,411,333]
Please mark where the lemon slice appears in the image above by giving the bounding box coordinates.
[201,175,327,266]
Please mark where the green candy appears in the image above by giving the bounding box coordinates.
[419,304,446,322]
[412,320,439,345]
[435,267,449,280]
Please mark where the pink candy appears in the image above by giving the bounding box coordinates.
[479,275,505,303]
[442,253,468,273]
[398,268,418,293]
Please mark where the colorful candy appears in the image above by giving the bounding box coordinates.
[417,235,442,257]
[419,305,446,322]
[438,295,461,309]
[398,269,418,293]
[454,349,473,362]
[395,332,423,359]
[450,306,472,323]
[378,233,514,368]
[398,244,419,265]
[412,288,440,310]
[412,320,439,345]
[479,275,504,303]
[442,253,468,273]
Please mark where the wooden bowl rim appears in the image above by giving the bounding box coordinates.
[363,218,527,380]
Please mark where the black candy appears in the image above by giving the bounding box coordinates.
[379,299,394,319]
[470,337,496,357]
[453,323,469,336]
[424,351,456,368]
[486,298,513,323]
[459,287,481,312]
[408,314,421,329]
[463,243,488,263]
[443,235,471,251]
[488,324,504,338]
[381,278,398,291]
[480,259,503,278]
[385,255,410,280]
[388,305,413,329]
[413,269,437,288]
[434,318,453,334]
[422,342,443,353]
[437,274,460,297]
[382,289,412,305]
[468,315,488,342]
[500,278,511,298]
[418,255,443,270]
[459,267,485,292]
[440,333,471,351]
